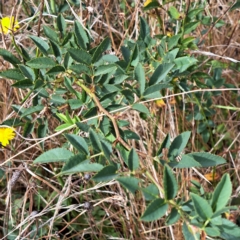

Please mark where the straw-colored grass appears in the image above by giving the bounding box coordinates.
[0,0,239,239]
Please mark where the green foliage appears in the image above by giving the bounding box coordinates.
[1,1,238,237]
[141,198,168,222]
[33,148,74,163]
[163,165,178,200]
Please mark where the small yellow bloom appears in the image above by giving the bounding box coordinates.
[144,0,153,7]
[204,171,221,182]
[0,16,20,35]
[0,127,15,147]
[166,31,173,37]
[155,99,166,108]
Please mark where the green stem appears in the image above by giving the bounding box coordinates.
[11,35,26,60]
[146,171,164,194]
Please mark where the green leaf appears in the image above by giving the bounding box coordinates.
[29,35,50,56]
[19,65,36,81]
[97,54,119,65]
[23,122,34,137]
[20,105,44,118]
[84,106,98,118]
[132,103,150,115]
[74,21,89,50]
[174,56,198,73]
[94,64,117,76]
[163,165,178,200]
[219,218,240,238]
[166,208,181,225]
[57,14,66,34]
[117,145,129,165]
[12,79,34,88]
[163,48,179,62]
[51,94,66,105]
[168,155,201,168]
[167,34,182,50]
[168,6,180,20]
[231,0,240,11]
[187,8,204,19]
[187,152,226,167]
[130,44,139,67]
[68,99,83,109]
[123,130,140,140]
[69,64,91,75]
[50,40,62,63]
[89,128,102,153]
[205,227,220,237]
[134,63,145,95]
[166,208,180,225]
[190,193,213,221]
[143,83,171,98]
[168,131,191,161]
[211,215,224,225]
[37,121,48,149]
[12,105,31,121]
[61,156,103,175]
[127,148,139,171]
[139,17,150,41]
[56,113,70,123]
[212,206,237,219]
[76,122,90,132]
[100,139,112,160]
[142,184,159,201]
[143,0,160,11]
[211,174,232,212]
[68,48,92,65]
[184,21,200,34]
[99,116,111,135]
[121,46,130,63]
[0,69,25,81]
[33,148,73,163]
[182,222,200,240]
[55,123,73,131]
[64,52,73,69]
[65,134,89,155]
[20,46,31,61]
[62,32,73,46]
[121,89,134,104]
[46,65,65,75]
[181,37,195,46]
[61,111,74,124]
[117,176,139,194]
[92,37,111,63]
[43,26,58,43]
[157,134,171,156]
[0,48,21,66]
[69,0,80,6]
[93,165,118,182]
[26,57,56,69]
[141,198,168,222]
[149,63,175,86]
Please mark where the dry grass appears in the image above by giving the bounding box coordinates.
[0,0,240,239]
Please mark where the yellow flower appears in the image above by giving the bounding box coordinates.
[0,16,20,35]
[144,0,153,7]
[155,99,166,108]
[0,127,15,147]
[166,31,173,37]
[204,171,221,182]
